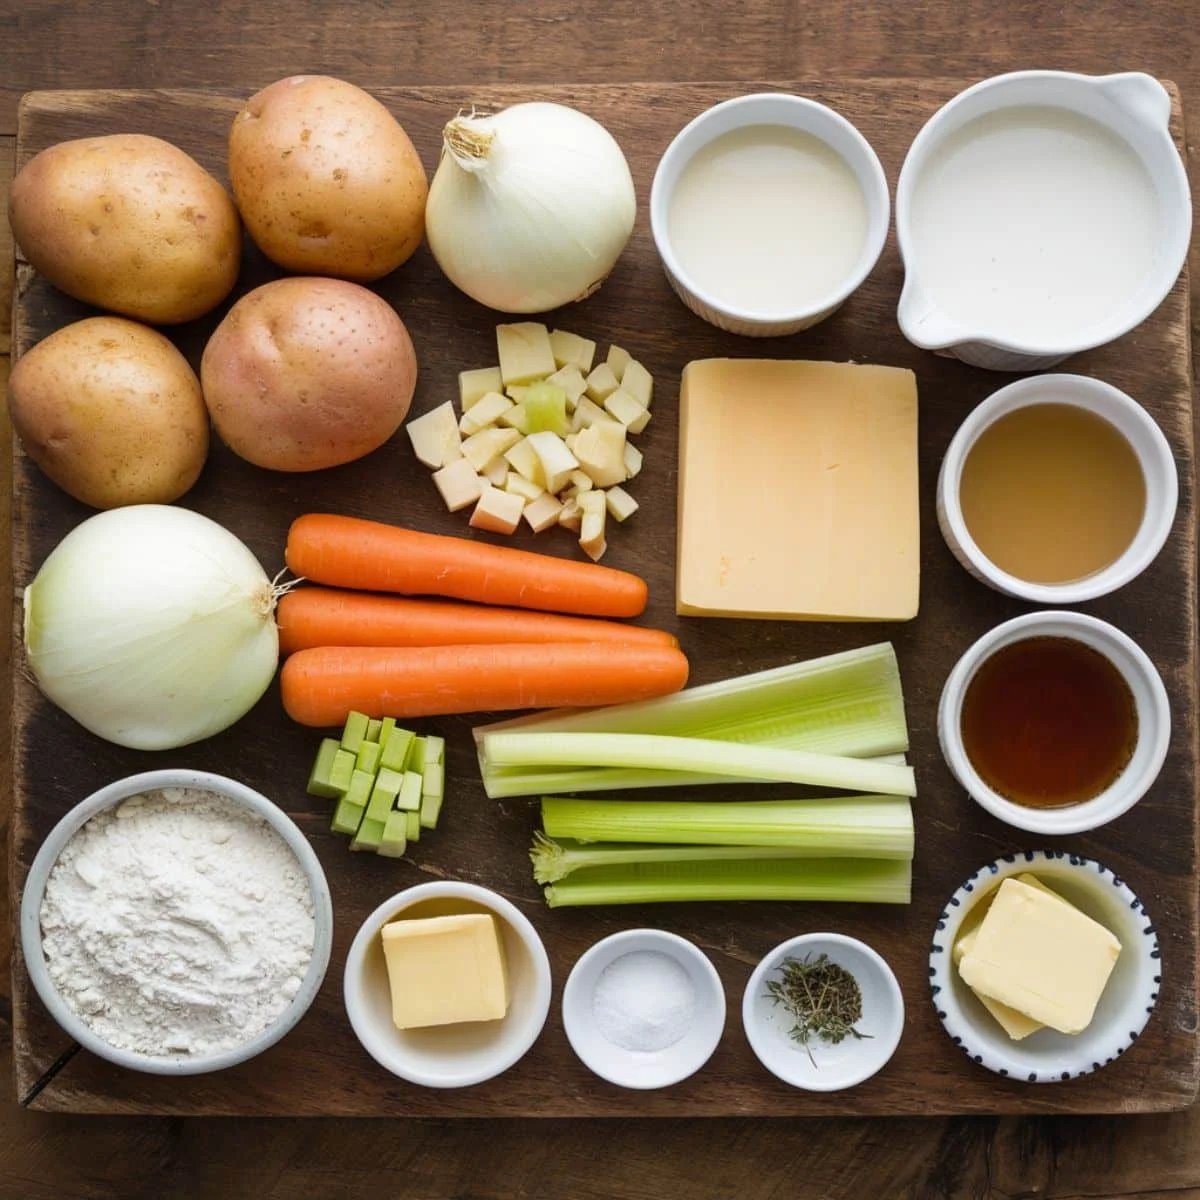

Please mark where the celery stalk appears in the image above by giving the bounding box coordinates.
[531,834,895,884]
[539,795,913,858]
[475,643,908,797]
[480,733,916,797]
[542,857,913,907]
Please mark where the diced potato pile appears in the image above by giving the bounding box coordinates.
[406,323,650,561]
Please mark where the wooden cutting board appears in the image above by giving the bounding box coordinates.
[9,81,1196,1116]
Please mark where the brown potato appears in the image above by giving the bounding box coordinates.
[8,134,241,325]
[229,75,427,281]
[200,277,416,472]
[8,317,209,508]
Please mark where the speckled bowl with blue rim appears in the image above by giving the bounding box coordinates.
[929,850,1160,1083]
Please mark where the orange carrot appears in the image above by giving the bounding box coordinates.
[286,513,648,618]
[276,587,677,656]
[280,642,690,725]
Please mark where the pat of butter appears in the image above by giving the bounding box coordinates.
[958,877,1121,1035]
[676,359,919,621]
[381,913,509,1031]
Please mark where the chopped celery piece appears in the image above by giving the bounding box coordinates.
[344,768,375,807]
[422,760,445,800]
[380,726,415,772]
[475,643,908,797]
[366,767,404,821]
[540,795,913,858]
[532,835,849,884]
[331,795,368,836]
[395,770,423,812]
[356,739,382,776]
[419,788,444,830]
[406,809,421,843]
[340,711,370,754]
[380,717,397,743]
[306,738,344,799]
[366,719,383,742]
[542,857,912,907]
[423,735,445,764]
[480,733,916,797]
[408,737,428,772]
[524,380,569,435]
[351,815,386,851]
[377,810,409,857]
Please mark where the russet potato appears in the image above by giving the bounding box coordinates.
[228,75,427,281]
[8,317,209,509]
[200,277,417,472]
[8,134,241,325]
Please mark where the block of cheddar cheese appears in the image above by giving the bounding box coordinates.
[676,359,919,621]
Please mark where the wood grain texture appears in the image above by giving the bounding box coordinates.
[9,83,1197,1122]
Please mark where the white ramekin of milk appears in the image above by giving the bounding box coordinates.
[650,93,890,337]
[896,71,1191,371]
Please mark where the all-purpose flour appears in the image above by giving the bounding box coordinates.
[39,786,315,1057]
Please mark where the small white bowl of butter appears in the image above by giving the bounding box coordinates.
[896,71,1191,370]
[650,92,890,337]
[930,852,1160,1082]
[343,881,552,1088]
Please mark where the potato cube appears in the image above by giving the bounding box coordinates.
[504,471,544,502]
[566,469,594,495]
[525,431,579,494]
[557,497,583,532]
[574,421,628,487]
[604,485,639,522]
[606,344,631,381]
[570,396,619,433]
[603,388,651,434]
[407,401,462,469]
[499,403,530,433]
[432,458,485,512]
[470,485,525,534]
[460,367,503,410]
[460,391,513,436]
[497,323,555,385]
[523,492,563,533]
[622,359,653,407]
[505,385,529,402]
[502,437,545,488]
[578,491,608,561]
[483,456,509,487]
[462,427,521,472]
[549,329,597,373]
[546,365,587,409]
[585,362,620,402]
[623,441,643,479]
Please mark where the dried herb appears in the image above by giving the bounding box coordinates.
[765,952,869,1065]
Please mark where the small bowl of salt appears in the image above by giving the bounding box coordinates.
[562,928,725,1090]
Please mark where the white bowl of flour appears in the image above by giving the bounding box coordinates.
[21,769,333,1075]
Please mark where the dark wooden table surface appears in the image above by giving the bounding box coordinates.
[1,2,1197,1195]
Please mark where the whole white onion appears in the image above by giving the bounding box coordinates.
[425,102,636,313]
[23,505,279,750]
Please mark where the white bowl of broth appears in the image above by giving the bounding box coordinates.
[649,93,890,337]
[937,374,1178,603]
[937,612,1170,835]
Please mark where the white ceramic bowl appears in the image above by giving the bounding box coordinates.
[930,851,1160,1082]
[562,928,725,1090]
[742,932,904,1091]
[650,92,890,336]
[938,611,1170,835]
[896,71,1191,370]
[343,881,551,1089]
[20,769,333,1076]
[937,374,1179,604]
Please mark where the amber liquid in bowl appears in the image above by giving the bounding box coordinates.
[961,636,1137,808]
[959,403,1146,584]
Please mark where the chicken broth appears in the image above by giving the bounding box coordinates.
[959,403,1145,584]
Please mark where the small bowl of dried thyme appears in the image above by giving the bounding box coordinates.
[742,932,904,1091]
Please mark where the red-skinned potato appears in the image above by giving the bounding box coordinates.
[8,134,240,324]
[229,75,427,281]
[8,317,209,508]
[200,277,417,472]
